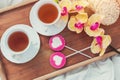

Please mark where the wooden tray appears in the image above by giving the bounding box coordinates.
[0,2,120,80]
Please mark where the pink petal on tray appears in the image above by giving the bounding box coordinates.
[90,22,100,30]
[61,7,68,16]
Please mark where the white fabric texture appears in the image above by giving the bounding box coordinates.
[111,54,120,80]
[0,0,23,8]
[51,58,114,80]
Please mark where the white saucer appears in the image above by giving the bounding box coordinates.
[29,0,69,36]
[1,24,40,64]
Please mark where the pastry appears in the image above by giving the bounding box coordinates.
[87,0,120,25]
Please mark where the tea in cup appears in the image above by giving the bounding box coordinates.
[3,26,31,55]
[36,0,61,25]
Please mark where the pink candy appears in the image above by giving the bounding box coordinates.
[49,35,66,69]
[49,35,65,51]
[49,35,91,69]
[50,52,66,69]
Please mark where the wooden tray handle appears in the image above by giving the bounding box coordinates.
[0,61,7,80]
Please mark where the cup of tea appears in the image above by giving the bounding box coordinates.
[3,25,31,55]
[35,0,61,25]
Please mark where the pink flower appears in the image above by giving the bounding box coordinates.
[75,22,84,29]
[61,7,68,16]
[75,5,83,11]
[90,22,100,30]
[96,36,102,47]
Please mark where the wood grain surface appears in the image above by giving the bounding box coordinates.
[0,2,120,80]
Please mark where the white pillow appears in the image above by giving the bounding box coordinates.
[50,58,114,80]
[111,54,120,80]
[0,0,8,8]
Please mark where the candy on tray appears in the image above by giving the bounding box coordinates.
[49,35,91,58]
[49,35,92,69]
[50,47,92,69]
[50,52,66,69]
[49,47,91,69]
[49,35,65,51]
[49,48,91,69]
[91,35,112,56]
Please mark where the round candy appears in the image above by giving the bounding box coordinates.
[49,35,65,51]
[50,52,66,69]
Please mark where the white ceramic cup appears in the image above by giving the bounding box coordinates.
[34,0,61,25]
[4,25,31,55]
